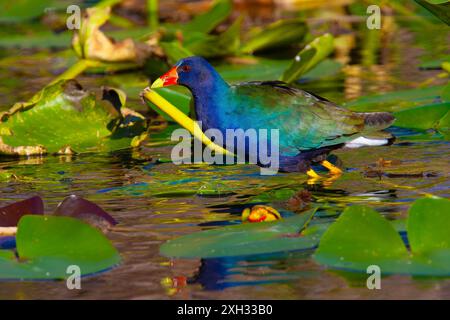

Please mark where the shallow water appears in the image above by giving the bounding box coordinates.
[0,129,448,299]
[0,9,449,299]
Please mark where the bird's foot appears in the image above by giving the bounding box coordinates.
[306,161,343,185]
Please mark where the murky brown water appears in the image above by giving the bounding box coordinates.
[0,2,449,299]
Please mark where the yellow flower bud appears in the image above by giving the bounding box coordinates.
[242,205,282,223]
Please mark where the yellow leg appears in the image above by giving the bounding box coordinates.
[306,168,321,178]
[306,168,321,185]
[321,160,343,175]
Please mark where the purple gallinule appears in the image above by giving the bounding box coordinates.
[151,56,395,177]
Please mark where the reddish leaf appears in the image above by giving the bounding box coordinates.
[53,195,117,229]
[0,196,44,227]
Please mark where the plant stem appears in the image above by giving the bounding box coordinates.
[147,0,159,30]
[49,60,99,86]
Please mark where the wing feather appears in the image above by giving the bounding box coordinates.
[228,82,366,151]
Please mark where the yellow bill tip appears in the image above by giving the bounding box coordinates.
[151,78,164,89]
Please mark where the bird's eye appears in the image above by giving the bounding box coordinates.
[181,65,191,72]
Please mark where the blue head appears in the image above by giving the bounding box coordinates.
[151,56,227,92]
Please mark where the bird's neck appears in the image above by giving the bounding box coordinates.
[187,75,230,131]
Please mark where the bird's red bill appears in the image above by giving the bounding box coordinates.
[152,67,179,88]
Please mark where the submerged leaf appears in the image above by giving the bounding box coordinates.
[0,80,148,156]
[0,196,44,227]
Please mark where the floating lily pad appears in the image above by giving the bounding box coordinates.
[314,197,450,276]
[160,208,322,259]
[393,102,450,132]
[0,80,148,156]
[0,215,120,280]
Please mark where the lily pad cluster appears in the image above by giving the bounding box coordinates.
[0,195,120,280]
[314,197,450,276]
[161,197,450,277]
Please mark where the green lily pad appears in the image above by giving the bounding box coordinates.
[160,208,322,259]
[280,33,334,84]
[314,197,450,276]
[0,80,148,156]
[393,102,450,132]
[315,206,409,270]
[407,198,450,255]
[0,215,120,280]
